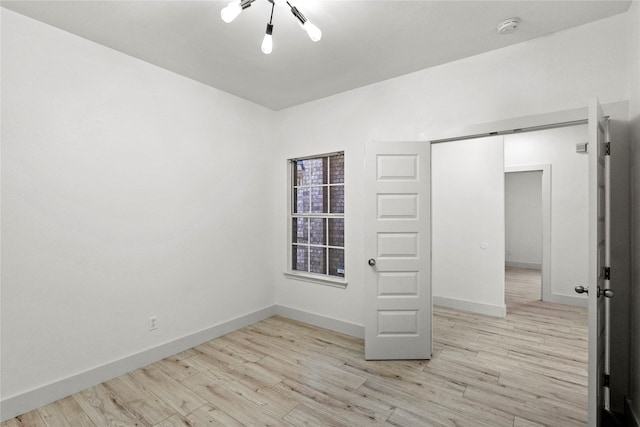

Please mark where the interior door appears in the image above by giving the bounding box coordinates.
[585,98,611,426]
[364,141,431,360]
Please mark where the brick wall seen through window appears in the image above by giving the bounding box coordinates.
[291,153,344,278]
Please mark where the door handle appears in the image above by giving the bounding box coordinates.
[574,285,614,298]
[574,285,588,294]
[368,258,376,266]
[598,288,614,298]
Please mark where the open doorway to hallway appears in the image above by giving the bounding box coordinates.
[505,170,543,303]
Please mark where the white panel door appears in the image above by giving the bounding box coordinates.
[583,98,611,426]
[364,142,431,360]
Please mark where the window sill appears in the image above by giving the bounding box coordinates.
[283,272,347,289]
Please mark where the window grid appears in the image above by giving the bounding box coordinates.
[290,153,344,278]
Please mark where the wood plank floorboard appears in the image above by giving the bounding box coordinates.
[2,267,587,426]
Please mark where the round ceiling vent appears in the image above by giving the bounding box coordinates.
[497,18,521,34]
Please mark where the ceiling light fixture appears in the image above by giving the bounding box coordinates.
[220,0,322,54]
[261,2,275,54]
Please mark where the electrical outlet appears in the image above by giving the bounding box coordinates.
[148,316,158,331]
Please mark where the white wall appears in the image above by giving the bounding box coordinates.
[432,136,506,317]
[628,0,640,423]
[1,8,278,416]
[505,171,543,270]
[275,13,628,328]
[505,125,589,305]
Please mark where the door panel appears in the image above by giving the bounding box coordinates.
[378,233,418,257]
[377,194,418,218]
[378,272,418,296]
[365,142,431,360]
[587,98,609,426]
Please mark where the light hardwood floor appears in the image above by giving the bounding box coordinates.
[2,267,588,426]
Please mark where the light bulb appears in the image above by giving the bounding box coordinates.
[261,34,273,54]
[221,1,242,23]
[261,23,273,54]
[303,21,322,42]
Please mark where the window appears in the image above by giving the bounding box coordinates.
[289,152,345,284]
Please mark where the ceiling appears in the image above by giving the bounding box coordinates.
[1,0,632,110]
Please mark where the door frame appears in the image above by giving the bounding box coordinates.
[425,101,625,425]
[504,164,551,303]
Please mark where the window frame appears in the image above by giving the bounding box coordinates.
[285,151,347,288]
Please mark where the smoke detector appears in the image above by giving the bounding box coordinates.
[497,18,521,34]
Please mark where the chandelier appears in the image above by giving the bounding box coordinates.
[220,0,322,54]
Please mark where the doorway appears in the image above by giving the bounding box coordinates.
[431,124,588,315]
[504,124,588,308]
[504,169,544,304]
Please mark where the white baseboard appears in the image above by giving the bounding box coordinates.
[505,261,542,270]
[434,295,507,318]
[545,292,588,308]
[275,305,365,339]
[0,305,276,422]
